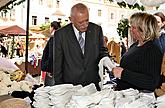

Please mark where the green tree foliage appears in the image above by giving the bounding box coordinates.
[117,18,129,39]
[109,0,145,11]
[40,22,51,30]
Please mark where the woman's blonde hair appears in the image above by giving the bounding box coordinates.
[130,12,159,41]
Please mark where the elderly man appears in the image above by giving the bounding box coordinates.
[53,3,112,90]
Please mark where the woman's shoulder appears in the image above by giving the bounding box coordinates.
[145,41,163,55]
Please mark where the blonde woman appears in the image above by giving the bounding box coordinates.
[112,12,163,92]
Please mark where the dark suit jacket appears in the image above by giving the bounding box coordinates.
[53,22,109,86]
[41,37,55,86]
[41,37,53,73]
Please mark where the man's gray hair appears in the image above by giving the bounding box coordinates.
[70,3,88,17]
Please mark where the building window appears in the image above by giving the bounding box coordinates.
[111,13,114,19]
[32,16,37,25]
[39,0,43,5]
[47,0,53,8]
[1,12,4,18]
[1,11,7,21]
[1,10,7,18]
[45,17,49,23]
[56,0,60,8]
[10,9,15,20]
[98,9,102,16]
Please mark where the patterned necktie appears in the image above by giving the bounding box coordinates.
[78,32,85,54]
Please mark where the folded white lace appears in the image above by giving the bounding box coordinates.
[74,83,97,96]
[32,84,159,108]
[98,56,116,89]
[67,89,110,108]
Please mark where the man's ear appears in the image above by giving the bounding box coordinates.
[69,17,72,22]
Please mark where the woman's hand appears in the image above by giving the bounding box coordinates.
[112,67,123,79]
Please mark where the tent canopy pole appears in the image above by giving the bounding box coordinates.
[25,0,30,73]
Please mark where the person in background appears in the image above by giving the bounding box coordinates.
[53,3,112,90]
[154,12,165,96]
[35,44,43,57]
[50,21,61,36]
[16,42,21,57]
[0,40,8,57]
[112,12,163,92]
[41,21,61,86]
[120,38,127,57]
[154,12,165,53]
[103,36,108,47]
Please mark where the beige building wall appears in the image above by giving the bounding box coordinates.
[0,0,151,39]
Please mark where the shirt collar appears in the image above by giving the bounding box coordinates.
[72,24,85,39]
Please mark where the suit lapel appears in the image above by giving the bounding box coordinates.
[84,27,93,66]
[84,29,91,56]
[68,24,84,55]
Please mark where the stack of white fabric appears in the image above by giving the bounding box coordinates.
[0,57,39,96]
[0,71,34,95]
[33,83,164,108]
[155,94,165,108]
[33,86,52,108]
[115,89,155,108]
[49,84,82,108]
[33,84,83,108]
[66,87,113,108]
[67,87,156,108]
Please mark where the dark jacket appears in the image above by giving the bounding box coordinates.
[159,33,165,53]
[117,41,163,91]
[155,33,165,54]
[41,37,53,72]
[53,22,109,87]
[41,37,54,86]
